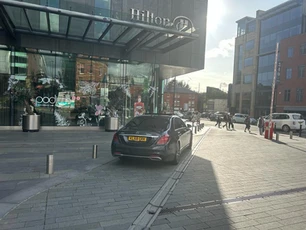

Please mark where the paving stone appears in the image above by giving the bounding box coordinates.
[255,221,284,230]
[0,222,25,229]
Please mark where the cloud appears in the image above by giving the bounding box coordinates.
[176,70,232,93]
[206,37,235,59]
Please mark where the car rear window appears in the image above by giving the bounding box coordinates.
[292,114,303,120]
[124,116,170,131]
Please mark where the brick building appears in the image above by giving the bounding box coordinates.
[163,87,198,112]
[276,33,306,116]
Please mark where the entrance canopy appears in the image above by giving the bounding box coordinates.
[0,0,199,54]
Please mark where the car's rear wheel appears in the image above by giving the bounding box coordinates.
[282,125,290,132]
[171,143,181,165]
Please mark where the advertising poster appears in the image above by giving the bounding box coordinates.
[55,91,76,108]
[134,95,145,117]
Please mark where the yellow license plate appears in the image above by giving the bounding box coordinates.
[128,136,147,142]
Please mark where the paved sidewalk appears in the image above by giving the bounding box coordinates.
[0,127,208,230]
[152,127,306,230]
[1,126,306,229]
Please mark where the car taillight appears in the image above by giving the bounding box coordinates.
[113,133,119,143]
[157,134,170,145]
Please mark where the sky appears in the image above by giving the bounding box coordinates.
[177,0,288,92]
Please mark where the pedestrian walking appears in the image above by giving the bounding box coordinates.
[215,116,221,128]
[244,115,251,133]
[223,114,229,130]
[258,116,264,135]
[228,114,235,130]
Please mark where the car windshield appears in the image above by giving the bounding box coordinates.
[124,116,170,132]
[293,114,303,120]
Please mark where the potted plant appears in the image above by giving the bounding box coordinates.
[8,75,41,132]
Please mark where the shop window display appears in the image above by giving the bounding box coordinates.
[0,46,159,127]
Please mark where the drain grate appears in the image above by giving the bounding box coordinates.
[160,186,306,214]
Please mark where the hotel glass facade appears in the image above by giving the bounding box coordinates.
[0,0,207,126]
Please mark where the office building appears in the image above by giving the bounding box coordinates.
[231,0,304,117]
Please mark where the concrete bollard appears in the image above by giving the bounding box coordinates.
[46,155,54,174]
[276,133,279,142]
[289,131,293,139]
[92,145,98,159]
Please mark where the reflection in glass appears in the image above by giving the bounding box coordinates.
[5,6,29,29]
[69,17,90,37]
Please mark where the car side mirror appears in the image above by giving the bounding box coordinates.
[187,124,192,128]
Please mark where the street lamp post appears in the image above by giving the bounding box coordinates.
[268,42,279,139]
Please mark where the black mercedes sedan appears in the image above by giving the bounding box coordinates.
[111,114,193,164]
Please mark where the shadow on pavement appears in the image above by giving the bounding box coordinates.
[152,155,231,229]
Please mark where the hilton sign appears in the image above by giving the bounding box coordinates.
[130,8,194,32]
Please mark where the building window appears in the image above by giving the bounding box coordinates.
[286,68,292,79]
[296,88,303,102]
[246,21,256,33]
[244,57,253,67]
[301,43,306,55]
[288,47,293,57]
[236,71,242,84]
[79,63,85,74]
[245,40,255,50]
[243,75,252,84]
[298,65,305,78]
[284,89,290,102]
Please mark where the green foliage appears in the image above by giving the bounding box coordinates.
[10,76,37,115]
[206,87,227,100]
[166,79,190,90]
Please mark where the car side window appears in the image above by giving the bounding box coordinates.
[272,114,280,119]
[174,118,185,130]
[279,114,289,119]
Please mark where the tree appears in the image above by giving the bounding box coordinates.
[206,87,227,100]
[166,79,190,90]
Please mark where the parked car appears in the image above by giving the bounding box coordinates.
[183,111,193,120]
[174,111,184,118]
[263,113,306,132]
[111,114,193,165]
[232,113,257,125]
[210,111,228,121]
[250,117,257,125]
[232,113,248,123]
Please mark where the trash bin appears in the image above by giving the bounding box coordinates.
[22,114,40,132]
[264,121,274,140]
[105,117,119,132]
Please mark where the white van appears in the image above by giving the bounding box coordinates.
[264,113,305,132]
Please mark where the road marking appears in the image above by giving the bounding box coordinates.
[160,186,306,214]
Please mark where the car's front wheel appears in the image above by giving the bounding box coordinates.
[282,125,290,132]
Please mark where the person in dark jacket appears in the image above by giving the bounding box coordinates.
[258,116,264,135]
[215,115,221,128]
[223,114,229,130]
[228,114,235,130]
[244,115,251,133]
